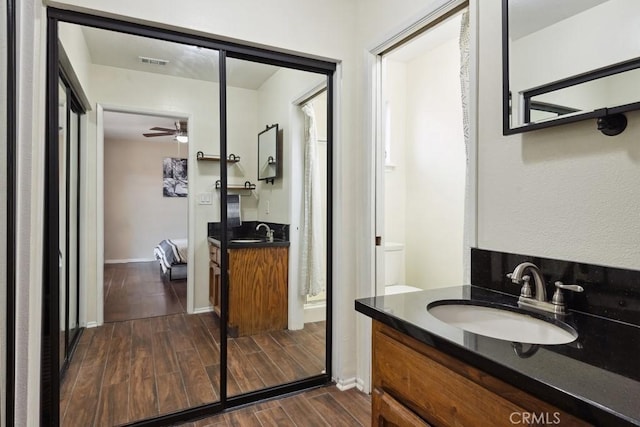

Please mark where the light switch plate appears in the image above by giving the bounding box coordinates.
[198,192,212,205]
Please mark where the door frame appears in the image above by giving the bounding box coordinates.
[358,0,478,393]
[96,104,194,325]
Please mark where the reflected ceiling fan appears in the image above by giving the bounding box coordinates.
[143,120,188,143]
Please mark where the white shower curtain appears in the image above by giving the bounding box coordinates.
[459,10,472,279]
[300,103,325,297]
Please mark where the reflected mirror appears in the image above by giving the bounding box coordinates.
[258,124,280,183]
[503,0,640,134]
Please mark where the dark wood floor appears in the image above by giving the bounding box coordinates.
[177,386,371,427]
[104,261,187,322]
[62,288,329,426]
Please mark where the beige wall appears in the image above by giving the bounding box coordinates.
[104,137,188,262]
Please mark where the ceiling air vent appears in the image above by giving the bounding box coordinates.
[138,56,169,66]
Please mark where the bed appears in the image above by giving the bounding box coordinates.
[154,238,188,280]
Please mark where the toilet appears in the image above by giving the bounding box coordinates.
[384,242,421,295]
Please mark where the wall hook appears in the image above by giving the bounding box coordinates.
[597,113,627,136]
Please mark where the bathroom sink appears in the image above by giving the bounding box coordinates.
[229,238,265,243]
[427,300,578,345]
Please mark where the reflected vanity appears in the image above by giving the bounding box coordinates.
[503,0,640,135]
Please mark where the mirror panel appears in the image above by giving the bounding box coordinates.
[504,0,640,132]
[57,23,222,425]
[258,124,280,182]
[225,56,328,397]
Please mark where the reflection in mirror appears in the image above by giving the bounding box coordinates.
[505,0,640,132]
[258,124,280,183]
[225,56,328,397]
[57,22,221,425]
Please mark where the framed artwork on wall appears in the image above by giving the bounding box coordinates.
[163,157,188,197]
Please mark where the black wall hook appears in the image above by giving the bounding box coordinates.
[597,113,627,136]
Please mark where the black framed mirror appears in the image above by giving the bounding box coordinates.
[257,123,280,183]
[503,0,640,135]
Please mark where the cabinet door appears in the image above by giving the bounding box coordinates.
[372,388,431,427]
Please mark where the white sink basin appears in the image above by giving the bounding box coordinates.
[427,301,578,345]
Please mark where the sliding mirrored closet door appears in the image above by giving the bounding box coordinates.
[46,9,335,426]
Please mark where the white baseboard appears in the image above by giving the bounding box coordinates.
[193,306,213,315]
[335,377,358,391]
[304,302,326,323]
[104,258,156,264]
[85,321,99,329]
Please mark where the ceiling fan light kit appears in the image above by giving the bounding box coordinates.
[143,120,188,143]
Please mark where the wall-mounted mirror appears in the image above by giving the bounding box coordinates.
[503,0,640,134]
[257,123,281,183]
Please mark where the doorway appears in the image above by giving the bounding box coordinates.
[376,6,471,296]
[102,111,189,322]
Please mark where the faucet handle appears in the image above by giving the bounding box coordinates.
[520,275,533,298]
[552,281,584,306]
[554,281,584,293]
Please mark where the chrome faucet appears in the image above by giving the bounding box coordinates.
[507,262,583,315]
[507,262,547,302]
[256,223,274,242]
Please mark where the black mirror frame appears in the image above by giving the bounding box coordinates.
[257,123,281,184]
[502,0,640,136]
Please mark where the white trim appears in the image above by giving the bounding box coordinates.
[303,302,326,324]
[96,104,194,326]
[104,258,156,264]
[335,377,358,391]
[368,0,468,55]
[85,321,99,329]
[192,306,213,315]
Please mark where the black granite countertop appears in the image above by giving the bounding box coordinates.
[207,236,290,249]
[355,285,640,426]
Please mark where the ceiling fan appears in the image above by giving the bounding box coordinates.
[143,120,188,143]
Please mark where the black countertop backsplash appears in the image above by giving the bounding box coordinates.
[355,248,640,426]
[208,221,290,241]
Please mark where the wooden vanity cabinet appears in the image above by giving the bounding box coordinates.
[372,320,589,427]
[208,242,288,337]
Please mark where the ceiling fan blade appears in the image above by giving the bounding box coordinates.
[149,127,176,132]
[143,132,175,137]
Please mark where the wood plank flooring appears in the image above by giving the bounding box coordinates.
[178,386,371,427]
[104,262,187,322]
[60,313,329,426]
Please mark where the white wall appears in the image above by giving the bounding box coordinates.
[103,137,188,262]
[404,36,465,289]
